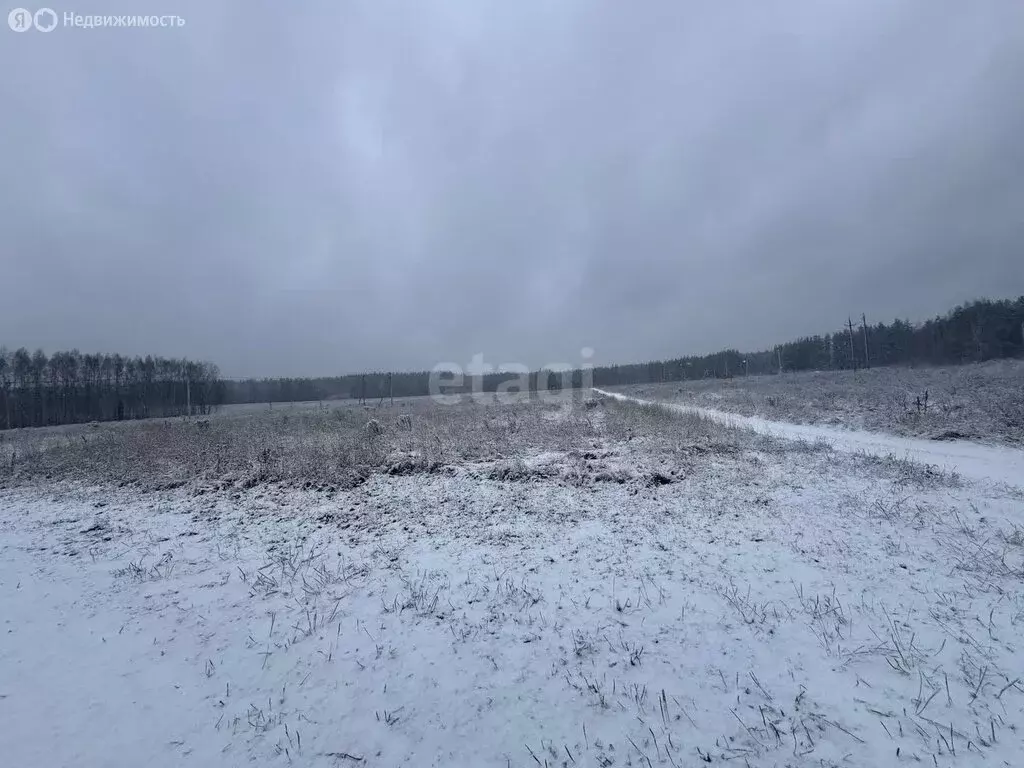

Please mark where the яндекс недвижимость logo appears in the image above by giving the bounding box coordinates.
[8,7,57,31]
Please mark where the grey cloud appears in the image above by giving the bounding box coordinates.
[1,0,1023,377]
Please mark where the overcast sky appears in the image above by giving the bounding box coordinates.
[2,0,1023,377]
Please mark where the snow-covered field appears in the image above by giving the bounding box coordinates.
[617,359,1024,447]
[3,394,1024,767]
[593,389,1024,489]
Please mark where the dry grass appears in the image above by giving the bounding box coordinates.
[4,383,1023,766]
[621,359,1024,445]
[4,392,954,497]
[600,396,832,458]
[0,396,602,490]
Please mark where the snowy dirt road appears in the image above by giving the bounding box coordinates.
[593,388,1024,489]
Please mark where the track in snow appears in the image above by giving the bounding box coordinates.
[593,387,1024,488]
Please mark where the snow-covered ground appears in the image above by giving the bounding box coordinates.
[617,359,1024,447]
[594,388,1024,488]
[3,396,1024,767]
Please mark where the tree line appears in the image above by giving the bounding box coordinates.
[223,296,1024,403]
[598,296,1024,385]
[0,349,223,430]
[5,297,1021,426]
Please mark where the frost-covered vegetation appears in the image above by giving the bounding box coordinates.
[621,359,1024,446]
[3,393,1024,767]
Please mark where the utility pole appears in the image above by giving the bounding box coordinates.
[776,347,782,374]
[861,313,870,368]
[847,317,856,370]
[360,374,366,405]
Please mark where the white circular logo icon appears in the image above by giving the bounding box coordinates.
[8,7,33,31]
[34,7,57,31]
